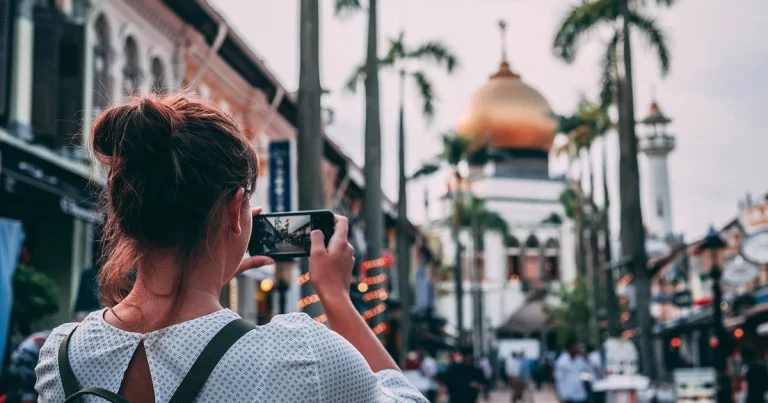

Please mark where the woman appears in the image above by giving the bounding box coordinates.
[34,95,426,402]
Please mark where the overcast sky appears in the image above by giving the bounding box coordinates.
[212,0,768,241]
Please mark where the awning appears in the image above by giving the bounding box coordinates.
[1,131,102,223]
[501,296,549,334]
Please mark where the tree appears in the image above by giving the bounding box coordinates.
[297,0,325,319]
[346,32,458,362]
[412,133,502,346]
[334,0,386,337]
[552,0,677,378]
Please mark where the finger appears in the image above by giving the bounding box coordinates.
[236,255,275,275]
[250,206,263,217]
[310,230,327,257]
[329,215,349,250]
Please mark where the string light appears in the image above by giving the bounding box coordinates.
[298,295,320,309]
[260,279,274,292]
[314,314,327,324]
[357,282,369,292]
[363,289,388,302]
[361,255,394,273]
[298,272,311,285]
[671,337,681,348]
[734,328,744,339]
[362,273,388,285]
[372,322,388,335]
[362,304,387,321]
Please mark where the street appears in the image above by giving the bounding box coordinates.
[486,388,559,403]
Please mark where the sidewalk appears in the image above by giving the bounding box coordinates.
[486,387,559,403]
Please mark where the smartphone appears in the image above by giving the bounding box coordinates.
[248,209,335,259]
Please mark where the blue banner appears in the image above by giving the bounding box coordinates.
[0,218,25,369]
[268,141,292,213]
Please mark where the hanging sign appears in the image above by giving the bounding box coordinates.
[740,230,768,264]
[742,202,768,235]
[268,141,292,213]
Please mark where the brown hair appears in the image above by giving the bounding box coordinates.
[91,94,258,307]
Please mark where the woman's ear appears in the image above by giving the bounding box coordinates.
[228,187,246,235]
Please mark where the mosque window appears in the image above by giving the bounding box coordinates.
[92,14,111,116]
[507,255,521,279]
[122,36,141,99]
[150,57,166,94]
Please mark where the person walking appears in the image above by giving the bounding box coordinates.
[506,352,526,403]
[419,351,439,403]
[440,349,485,403]
[554,339,591,403]
[33,95,428,402]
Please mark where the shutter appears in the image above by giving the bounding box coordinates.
[0,0,11,119]
[57,21,85,149]
[31,6,61,142]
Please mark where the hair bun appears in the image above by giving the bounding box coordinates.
[91,97,183,164]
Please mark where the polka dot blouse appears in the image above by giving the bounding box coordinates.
[35,309,427,402]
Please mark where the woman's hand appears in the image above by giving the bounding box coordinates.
[236,207,275,275]
[308,215,354,303]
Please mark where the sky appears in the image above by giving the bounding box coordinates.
[211,0,768,241]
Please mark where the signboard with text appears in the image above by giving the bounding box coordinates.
[268,141,292,213]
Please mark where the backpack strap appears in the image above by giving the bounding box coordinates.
[58,318,255,403]
[168,318,255,403]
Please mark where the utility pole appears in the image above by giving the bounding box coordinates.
[396,70,412,366]
[297,0,325,319]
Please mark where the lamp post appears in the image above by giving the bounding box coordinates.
[697,225,730,403]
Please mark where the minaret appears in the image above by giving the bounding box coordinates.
[639,100,676,240]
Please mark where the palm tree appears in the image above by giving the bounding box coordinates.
[334,0,386,336]
[346,32,458,361]
[553,0,676,377]
[412,133,501,347]
[297,0,325,319]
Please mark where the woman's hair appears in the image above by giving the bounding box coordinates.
[91,94,259,307]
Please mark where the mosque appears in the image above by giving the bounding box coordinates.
[430,20,578,353]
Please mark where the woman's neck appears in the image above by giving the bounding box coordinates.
[104,251,227,333]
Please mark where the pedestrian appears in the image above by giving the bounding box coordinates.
[419,351,439,403]
[33,95,428,402]
[3,331,51,403]
[506,352,526,403]
[740,346,768,403]
[439,348,486,403]
[404,352,432,398]
[478,355,494,400]
[554,338,591,403]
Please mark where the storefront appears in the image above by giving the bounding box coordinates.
[0,132,102,327]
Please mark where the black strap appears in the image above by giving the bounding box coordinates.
[63,387,131,403]
[168,319,255,403]
[58,318,255,403]
[58,325,80,398]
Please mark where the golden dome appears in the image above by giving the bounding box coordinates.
[457,61,557,152]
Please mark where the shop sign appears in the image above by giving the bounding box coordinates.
[740,230,768,265]
[268,141,291,213]
[722,255,759,285]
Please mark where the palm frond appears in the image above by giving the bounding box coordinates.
[552,0,616,63]
[334,0,363,17]
[441,133,470,166]
[381,33,407,67]
[629,11,671,76]
[411,162,441,180]
[599,30,620,110]
[411,71,436,122]
[344,64,366,93]
[406,41,459,73]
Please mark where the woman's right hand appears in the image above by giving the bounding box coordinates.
[308,215,355,302]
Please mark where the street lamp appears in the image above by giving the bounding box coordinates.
[697,225,730,403]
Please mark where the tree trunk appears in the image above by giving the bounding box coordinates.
[452,170,465,347]
[363,0,386,334]
[587,147,601,346]
[602,135,619,336]
[396,70,411,366]
[471,216,482,358]
[297,0,325,319]
[618,0,654,379]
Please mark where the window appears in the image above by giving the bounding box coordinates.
[122,36,140,98]
[150,57,166,94]
[508,254,521,279]
[92,15,110,115]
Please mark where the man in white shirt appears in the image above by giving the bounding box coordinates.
[554,339,591,403]
[505,352,525,403]
[419,351,438,403]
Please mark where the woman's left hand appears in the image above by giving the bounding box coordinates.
[236,207,275,275]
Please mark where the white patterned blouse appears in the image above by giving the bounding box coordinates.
[35,309,427,402]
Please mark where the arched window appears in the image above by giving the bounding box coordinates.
[122,36,141,98]
[525,235,540,249]
[545,238,560,281]
[506,236,520,280]
[92,15,110,114]
[150,57,166,94]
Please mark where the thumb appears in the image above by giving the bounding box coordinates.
[309,230,327,257]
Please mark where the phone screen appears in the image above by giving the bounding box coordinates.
[249,211,334,258]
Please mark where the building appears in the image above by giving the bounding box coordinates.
[430,21,576,352]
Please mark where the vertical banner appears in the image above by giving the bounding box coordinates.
[0,218,25,369]
[268,141,292,213]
